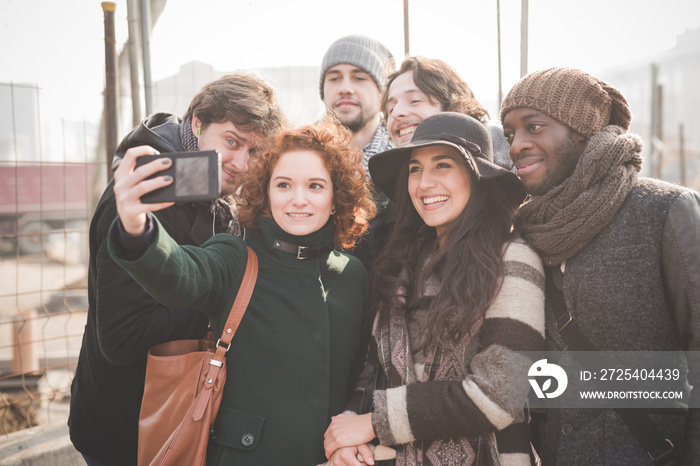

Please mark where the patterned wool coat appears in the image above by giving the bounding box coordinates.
[350,237,545,466]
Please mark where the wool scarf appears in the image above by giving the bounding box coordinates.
[375,246,493,465]
[179,116,199,152]
[516,125,643,266]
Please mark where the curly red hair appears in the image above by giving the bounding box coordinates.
[236,118,376,249]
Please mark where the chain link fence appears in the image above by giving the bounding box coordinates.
[0,81,104,437]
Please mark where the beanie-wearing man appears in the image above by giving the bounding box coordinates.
[320,34,395,269]
[501,67,700,465]
[320,34,394,163]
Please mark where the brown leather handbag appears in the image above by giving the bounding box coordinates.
[137,247,259,466]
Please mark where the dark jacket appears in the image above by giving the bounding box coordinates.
[68,113,230,466]
[348,124,395,273]
[541,179,700,465]
[109,216,367,465]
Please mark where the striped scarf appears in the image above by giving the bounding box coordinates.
[179,116,199,152]
[363,124,393,174]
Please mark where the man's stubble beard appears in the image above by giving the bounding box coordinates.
[529,134,582,197]
[334,105,379,134]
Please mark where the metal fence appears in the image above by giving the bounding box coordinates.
[0,82,104,436]
[0,64,319,439]
[2,61,699,442]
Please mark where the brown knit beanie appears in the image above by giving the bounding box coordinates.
[500,67,631,137]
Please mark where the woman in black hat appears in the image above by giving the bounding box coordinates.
[324,112,545,466]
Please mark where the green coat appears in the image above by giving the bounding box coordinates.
[109,216,367,465]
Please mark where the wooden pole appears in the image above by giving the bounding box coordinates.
[520,0,529,77]
[679,123,686,186]
[649,63,658,179]
[403,0,410,56]
[497,0,503,112]
[140,0,154,116]
[654,83,664,179]
[126,0,142,126]
[102,2,118,181]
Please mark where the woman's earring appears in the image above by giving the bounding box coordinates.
[330,207,336,215]
[197,126,201,136]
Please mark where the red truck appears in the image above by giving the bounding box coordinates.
[0,163,96,254]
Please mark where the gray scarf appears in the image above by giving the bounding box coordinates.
[517,125,643,266]
[179,116,199,152]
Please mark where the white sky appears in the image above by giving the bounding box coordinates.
[2,0,699,122]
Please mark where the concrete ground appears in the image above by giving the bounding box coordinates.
[0,397,84,465]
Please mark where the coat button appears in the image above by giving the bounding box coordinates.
[209,427,216,440]
[562,424,574,436]
[241,433,255,447]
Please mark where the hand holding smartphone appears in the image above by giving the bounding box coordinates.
[135,150,222,203]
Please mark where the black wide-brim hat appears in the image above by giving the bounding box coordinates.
[368,112,526,205]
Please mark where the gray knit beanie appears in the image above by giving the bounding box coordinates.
[500,67,631,138]
[319,35,394,99]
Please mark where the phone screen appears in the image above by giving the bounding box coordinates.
[176,156,210,197]
[135,150,221,203]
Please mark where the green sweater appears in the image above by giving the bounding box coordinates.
[109,216,367,465]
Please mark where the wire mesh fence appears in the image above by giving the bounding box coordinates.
[0,82,104,436]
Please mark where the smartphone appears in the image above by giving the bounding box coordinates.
[135,150,221,203]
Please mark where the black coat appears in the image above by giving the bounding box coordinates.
[68,114,228,466]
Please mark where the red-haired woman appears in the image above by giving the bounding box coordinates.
[108,119,375,465]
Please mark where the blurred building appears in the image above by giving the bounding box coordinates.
[137,60,324,128]
[0,83,41,163]
[0,83,97,164]
[254,65,325,125]
[0,82,98,254]
[600,27,700,189]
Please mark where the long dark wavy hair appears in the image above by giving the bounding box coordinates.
[372,158,518,348]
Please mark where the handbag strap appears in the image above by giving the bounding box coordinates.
[192,247,258,422]
[212,246,259,363]
[545,266,678,466]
